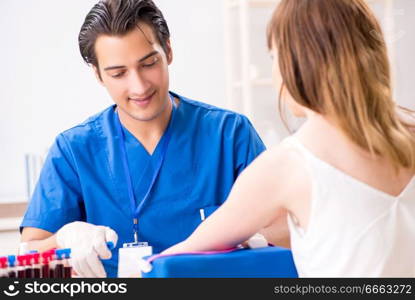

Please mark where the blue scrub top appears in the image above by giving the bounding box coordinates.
[21,92,266,277]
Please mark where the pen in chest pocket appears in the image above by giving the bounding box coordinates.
[199,209,206,222]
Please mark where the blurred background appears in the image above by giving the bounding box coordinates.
[0,0,414,255]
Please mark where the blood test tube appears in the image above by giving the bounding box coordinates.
[16,255,26,278]
[48,250,56,278]
[7,256,17,278]
[41,251,51,278]
[32,253,41,278]
[25,254,33,278]
[0,257,8,278]
[62,249,72,278]
[54,249,64,278]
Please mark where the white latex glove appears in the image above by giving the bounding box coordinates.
[56,221,118,278]
[244,233,268,249]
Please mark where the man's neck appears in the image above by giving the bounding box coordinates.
[118,100,173,155]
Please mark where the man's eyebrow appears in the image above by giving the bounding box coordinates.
[103,65,125,71]
[138,50,159,62]
[103,51,159,71]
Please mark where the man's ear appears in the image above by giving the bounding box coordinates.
[92,65,105,86]
[165,39,173,65]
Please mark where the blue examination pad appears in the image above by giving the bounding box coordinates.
[142,246,298,278]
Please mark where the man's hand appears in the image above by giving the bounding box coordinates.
[56,221,118,278]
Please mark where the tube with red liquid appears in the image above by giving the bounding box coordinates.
[48,249,56,278]
[41,250,53,278]
[24,254,33,278]
[0,257,8,278]
[32,252,41,278]
[62,249,72,278]
[54,249,64,278]
[7,256,17,278]
[16,255,26,278]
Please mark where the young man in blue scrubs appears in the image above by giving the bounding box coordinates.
[20,0,266,278]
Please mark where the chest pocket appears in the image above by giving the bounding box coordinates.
[137,196,221,253]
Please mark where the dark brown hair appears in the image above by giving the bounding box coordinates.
[79,0,170,68]
[267,0,415,171]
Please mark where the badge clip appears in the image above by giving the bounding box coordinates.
[123,241,149,248]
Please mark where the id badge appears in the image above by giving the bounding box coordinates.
[117,242,153,278]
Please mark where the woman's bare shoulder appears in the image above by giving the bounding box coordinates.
[266,138,308,169]
[247,138,309,188]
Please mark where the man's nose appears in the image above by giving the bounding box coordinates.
[128,70,150,95]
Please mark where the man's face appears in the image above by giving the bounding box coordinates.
[94,23,172,122]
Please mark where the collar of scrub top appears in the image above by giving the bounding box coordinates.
[114,93,177,245]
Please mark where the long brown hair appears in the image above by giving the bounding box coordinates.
[267,0,415,171]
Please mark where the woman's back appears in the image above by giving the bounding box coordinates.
[281,115,415,277]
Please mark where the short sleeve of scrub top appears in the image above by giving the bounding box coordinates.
[233,114,266,177]
[20,134,84,233]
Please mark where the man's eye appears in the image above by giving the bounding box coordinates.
[111,72,125,78]
[142,57,159,68]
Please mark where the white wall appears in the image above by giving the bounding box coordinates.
[156,0,226,102]
[368,0,415,109]
[394,0,415,108]
[0,231,20,256]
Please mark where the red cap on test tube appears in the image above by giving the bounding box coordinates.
[41,251,49,263]
[32,253,40,265]
[25,254,33,264]
[0,257,7,268]
[17,255,25,264]
[41,250,55,262]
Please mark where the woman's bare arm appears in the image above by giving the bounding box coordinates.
[163,147,294,254]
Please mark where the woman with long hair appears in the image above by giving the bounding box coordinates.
[163,0,415,276]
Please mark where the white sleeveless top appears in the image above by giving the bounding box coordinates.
[283,136,415,277]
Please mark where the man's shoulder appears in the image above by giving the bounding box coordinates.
[181,94,238,115]
[179,94,251,127]
[58,105,115,143]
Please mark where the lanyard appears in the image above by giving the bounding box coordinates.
[114,95,176,244]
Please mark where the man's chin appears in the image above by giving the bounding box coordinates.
[131,109,165,122]
[130,113,157,122]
